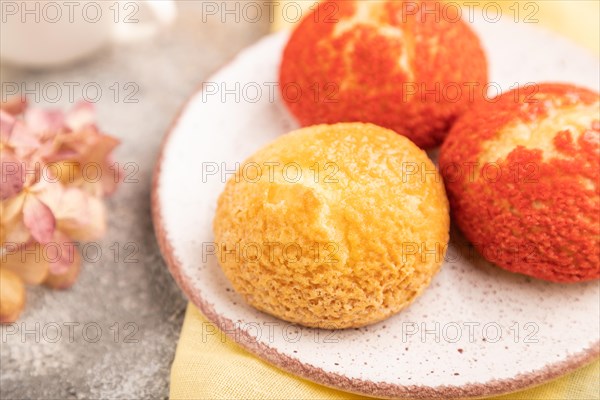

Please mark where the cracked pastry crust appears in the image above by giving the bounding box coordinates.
[439,83,600,283]
[213,123,450,328]
[279,0,488,149]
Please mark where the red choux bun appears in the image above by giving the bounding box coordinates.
[279,0,488,149]
[439,83,600,283]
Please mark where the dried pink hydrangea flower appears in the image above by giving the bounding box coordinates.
[0,98,121,322]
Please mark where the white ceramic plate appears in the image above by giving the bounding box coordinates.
[153,17,600,399]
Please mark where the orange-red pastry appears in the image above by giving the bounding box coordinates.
[439,83,600,283]
[214,123,450,328]
[279,0,488,149]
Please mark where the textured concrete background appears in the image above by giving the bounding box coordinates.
[0,3,268,399]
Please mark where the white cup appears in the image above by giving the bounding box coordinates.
[0,0,176,68]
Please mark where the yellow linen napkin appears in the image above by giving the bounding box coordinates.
[171,2,599,399]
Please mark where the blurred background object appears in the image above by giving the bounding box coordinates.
[0,0,176,68]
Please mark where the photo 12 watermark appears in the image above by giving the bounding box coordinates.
[2,81,140,104]
[1,321,141,344]
[200,161,340,184]
[1,1,141,24]
[1,160,139,186]
[200,81,339,104]
[1,241,140,265]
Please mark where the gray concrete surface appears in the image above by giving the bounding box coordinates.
[0,3,269,399]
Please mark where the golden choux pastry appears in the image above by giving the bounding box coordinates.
[213,123,449,329]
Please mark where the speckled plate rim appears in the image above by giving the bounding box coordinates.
[151,31,600,400]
